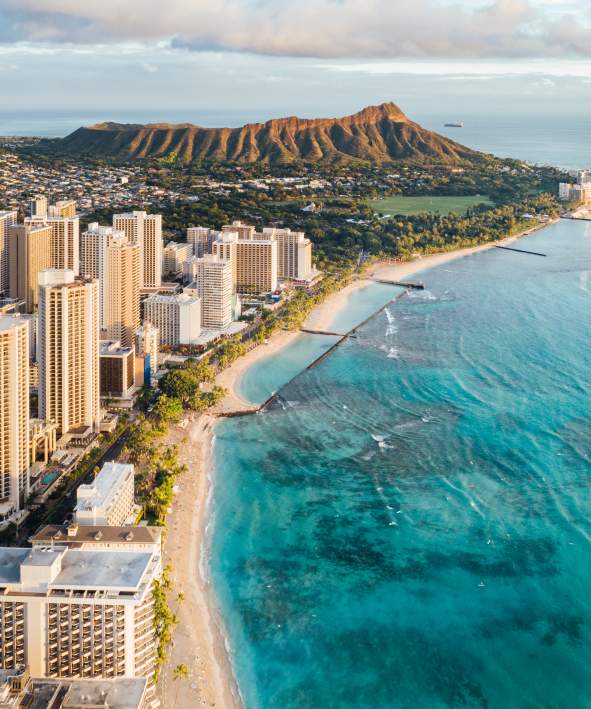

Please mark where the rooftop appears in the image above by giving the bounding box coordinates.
[0,548,30,584]
[30,524,161,547]
[52,549,152,590]
[75,461,134,515]
[0,314,28,332]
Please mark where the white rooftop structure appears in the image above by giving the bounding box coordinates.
[74,461,135,526]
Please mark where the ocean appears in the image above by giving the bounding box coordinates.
[1,108,589,169]
[209,219,591,708]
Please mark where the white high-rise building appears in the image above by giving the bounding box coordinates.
[143,293,201,346]
[0,211,18,294]
[0,316,29,527]
[190,254,233,329]
[113,211,163,289]
[38,270,101,438]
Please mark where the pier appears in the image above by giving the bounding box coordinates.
[371,278,425,289]
[494,245,546,257]
[215,289,411,418]
[300,328,347,337]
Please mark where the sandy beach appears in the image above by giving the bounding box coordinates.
[158,415,240,709]
[157,217,554,708]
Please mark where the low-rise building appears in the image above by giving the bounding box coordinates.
[74,461,135,527]
[99,341,136,400]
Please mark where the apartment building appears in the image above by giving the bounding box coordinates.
[162,242,191,277]
[7,223,52,313]
[143,293,201,346]
[38,270,101,438]
[0,316,29,527]
[0,543,161,689]
[189,254,233,329]
[135,322,159,375]
[74,461,135,527]
[0,211,17,294]
[113,211,162,289]
[99,341,136,400]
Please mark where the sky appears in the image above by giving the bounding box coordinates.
[1,0,591,124]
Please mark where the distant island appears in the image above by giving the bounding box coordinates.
[41,102,483,165]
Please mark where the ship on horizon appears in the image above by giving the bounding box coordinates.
[444,121,464,128]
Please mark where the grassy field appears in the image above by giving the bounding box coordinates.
[368,195,494,216]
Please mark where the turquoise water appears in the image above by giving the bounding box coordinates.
[210,219,591,708]
[238,283,402,405]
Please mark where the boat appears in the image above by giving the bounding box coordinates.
[444,122,464,128]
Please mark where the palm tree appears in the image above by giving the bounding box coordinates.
[173,663,190,708]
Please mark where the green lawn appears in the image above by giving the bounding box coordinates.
[368,195,494,216]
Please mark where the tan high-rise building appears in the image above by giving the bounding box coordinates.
[0,316,29,526]
[0,211,18,294]
[48,200,76,218]
[7,223,52,313]
[113,211,162,289]
[222,220,256,240]
[38,270,101,438]
[187,226,218,257]
[103,234,141,348]
[29,196,48,218]
[190,254,233,329]
[236,239,277,293]
[27,215,80,274]
[162,241,192,277]
[262,227,313,281]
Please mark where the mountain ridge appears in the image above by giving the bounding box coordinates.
[51,103,483,165]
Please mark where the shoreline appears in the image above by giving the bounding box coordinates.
[219,218,555,406]
[158,415,241,709]
[157,216,555,708]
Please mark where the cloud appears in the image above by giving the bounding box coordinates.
[0,0,591,59]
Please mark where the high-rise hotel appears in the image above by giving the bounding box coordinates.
[28,198,80,274]
[80,224,141,347]
[189,254,233,329]
[0,538,161,691]
[0,316,29,526]
[7,222,53,313]
[113,211,162,289]
[38,270,101,438]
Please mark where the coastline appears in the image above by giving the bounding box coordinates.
[157,217,554,708]
[221,219,555,404]
[157,415,241,709]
